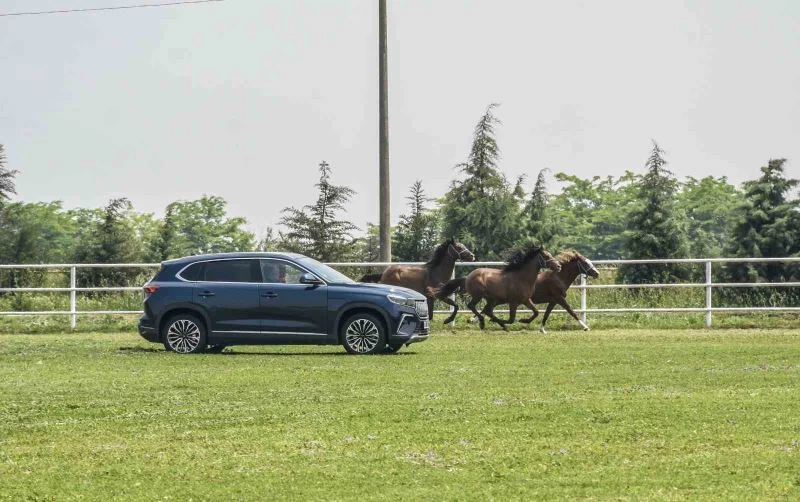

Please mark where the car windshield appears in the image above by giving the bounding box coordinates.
[297,257,355,284]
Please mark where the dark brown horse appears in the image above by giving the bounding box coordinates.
[470,250,599,332]
[434,246,561,330]
[359,239,475,319]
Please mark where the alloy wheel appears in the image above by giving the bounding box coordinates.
[345,318,381,353]
[166,319,202,353]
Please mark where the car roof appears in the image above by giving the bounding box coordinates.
[163,252,309,266]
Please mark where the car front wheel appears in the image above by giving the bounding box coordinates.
[163,314,207,354]
[342,313,386,355]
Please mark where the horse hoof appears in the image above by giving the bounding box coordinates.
[539,327,547,334]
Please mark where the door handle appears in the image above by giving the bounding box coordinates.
[197,291,215,298]
[261,292,278,298]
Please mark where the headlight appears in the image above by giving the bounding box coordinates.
[387,294,416,308]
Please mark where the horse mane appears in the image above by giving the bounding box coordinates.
[554,250,585,264]
[425,239,455,270]
[502,245,543,272]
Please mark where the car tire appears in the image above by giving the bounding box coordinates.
[162,314,207,354]
[342,313,386,355]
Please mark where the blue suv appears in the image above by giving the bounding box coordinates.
[138,252,429,354]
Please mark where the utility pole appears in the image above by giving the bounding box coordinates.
[378,0,391,262]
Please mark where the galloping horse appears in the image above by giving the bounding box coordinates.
[470,251,599,332]
[434,246,561,330]
[359,238,475,319]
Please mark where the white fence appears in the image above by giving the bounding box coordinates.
[1,257,799,329]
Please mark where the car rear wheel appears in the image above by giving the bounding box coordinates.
[342,313,386,355]
[163,314,206,354]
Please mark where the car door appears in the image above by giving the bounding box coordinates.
[257,258,329,342]
[193,259,262,343]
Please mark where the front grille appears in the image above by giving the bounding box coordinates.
[415,300,429,318]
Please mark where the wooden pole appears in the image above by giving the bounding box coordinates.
[378,0,391,262]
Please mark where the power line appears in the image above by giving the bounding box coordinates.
[0,0,224,17]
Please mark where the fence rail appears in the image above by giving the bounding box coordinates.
[0,257,798,328]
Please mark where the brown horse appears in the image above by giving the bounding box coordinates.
[435,246,560,330]
[471,251,599,332]
[359,238,475,319]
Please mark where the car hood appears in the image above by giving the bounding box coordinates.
[330,282,425,300]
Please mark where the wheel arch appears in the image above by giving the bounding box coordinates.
[158,306,210,341]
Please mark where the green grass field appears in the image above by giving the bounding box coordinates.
[2,329,799,501]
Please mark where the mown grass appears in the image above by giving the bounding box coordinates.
[1,329,799,501]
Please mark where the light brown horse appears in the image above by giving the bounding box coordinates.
[472,251,600,332]
[435,246,560,330]
[359,239,475,319]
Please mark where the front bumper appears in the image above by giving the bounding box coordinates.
[403,332,430,345]
[392,313,429,345]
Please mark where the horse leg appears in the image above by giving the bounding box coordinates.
[487,304,515,332]
[468,304,490,324]
[518,298,540,324]
[467,297,485,330]
[540,303,556,334]
[439,296,459,325]
[427,297,435,322]
[483,301,502,330]
[559,298,589,331]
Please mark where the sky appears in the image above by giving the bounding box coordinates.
[1,0,799,239]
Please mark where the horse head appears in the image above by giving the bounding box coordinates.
[555,250,599,278]
[538,249,562,272]
[448,238,476,262]
[577,255,600,278]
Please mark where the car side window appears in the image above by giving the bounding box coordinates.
[203,259,259,283]
[260,259,307,284]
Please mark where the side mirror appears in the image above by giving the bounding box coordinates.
[300,273,323,285]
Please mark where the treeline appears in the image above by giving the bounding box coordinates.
[267,105,800,284]
[2,102,799,287]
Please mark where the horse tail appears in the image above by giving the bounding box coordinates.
[359,273,383,283]
[429,277,466,298]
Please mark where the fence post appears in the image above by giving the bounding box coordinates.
[580,274,587,324]
[70,266,77,330]
[448,268,456,326]
[705,260,712,328]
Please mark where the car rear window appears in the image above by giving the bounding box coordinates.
[179,262,204,281]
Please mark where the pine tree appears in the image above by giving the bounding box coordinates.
[726,158,800,282]
[618,141,689,283]
[523,169,557,248]
[280,161,358,261]
[393,181,441,261]
[442,104,524,259]
[0,144,19,206]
